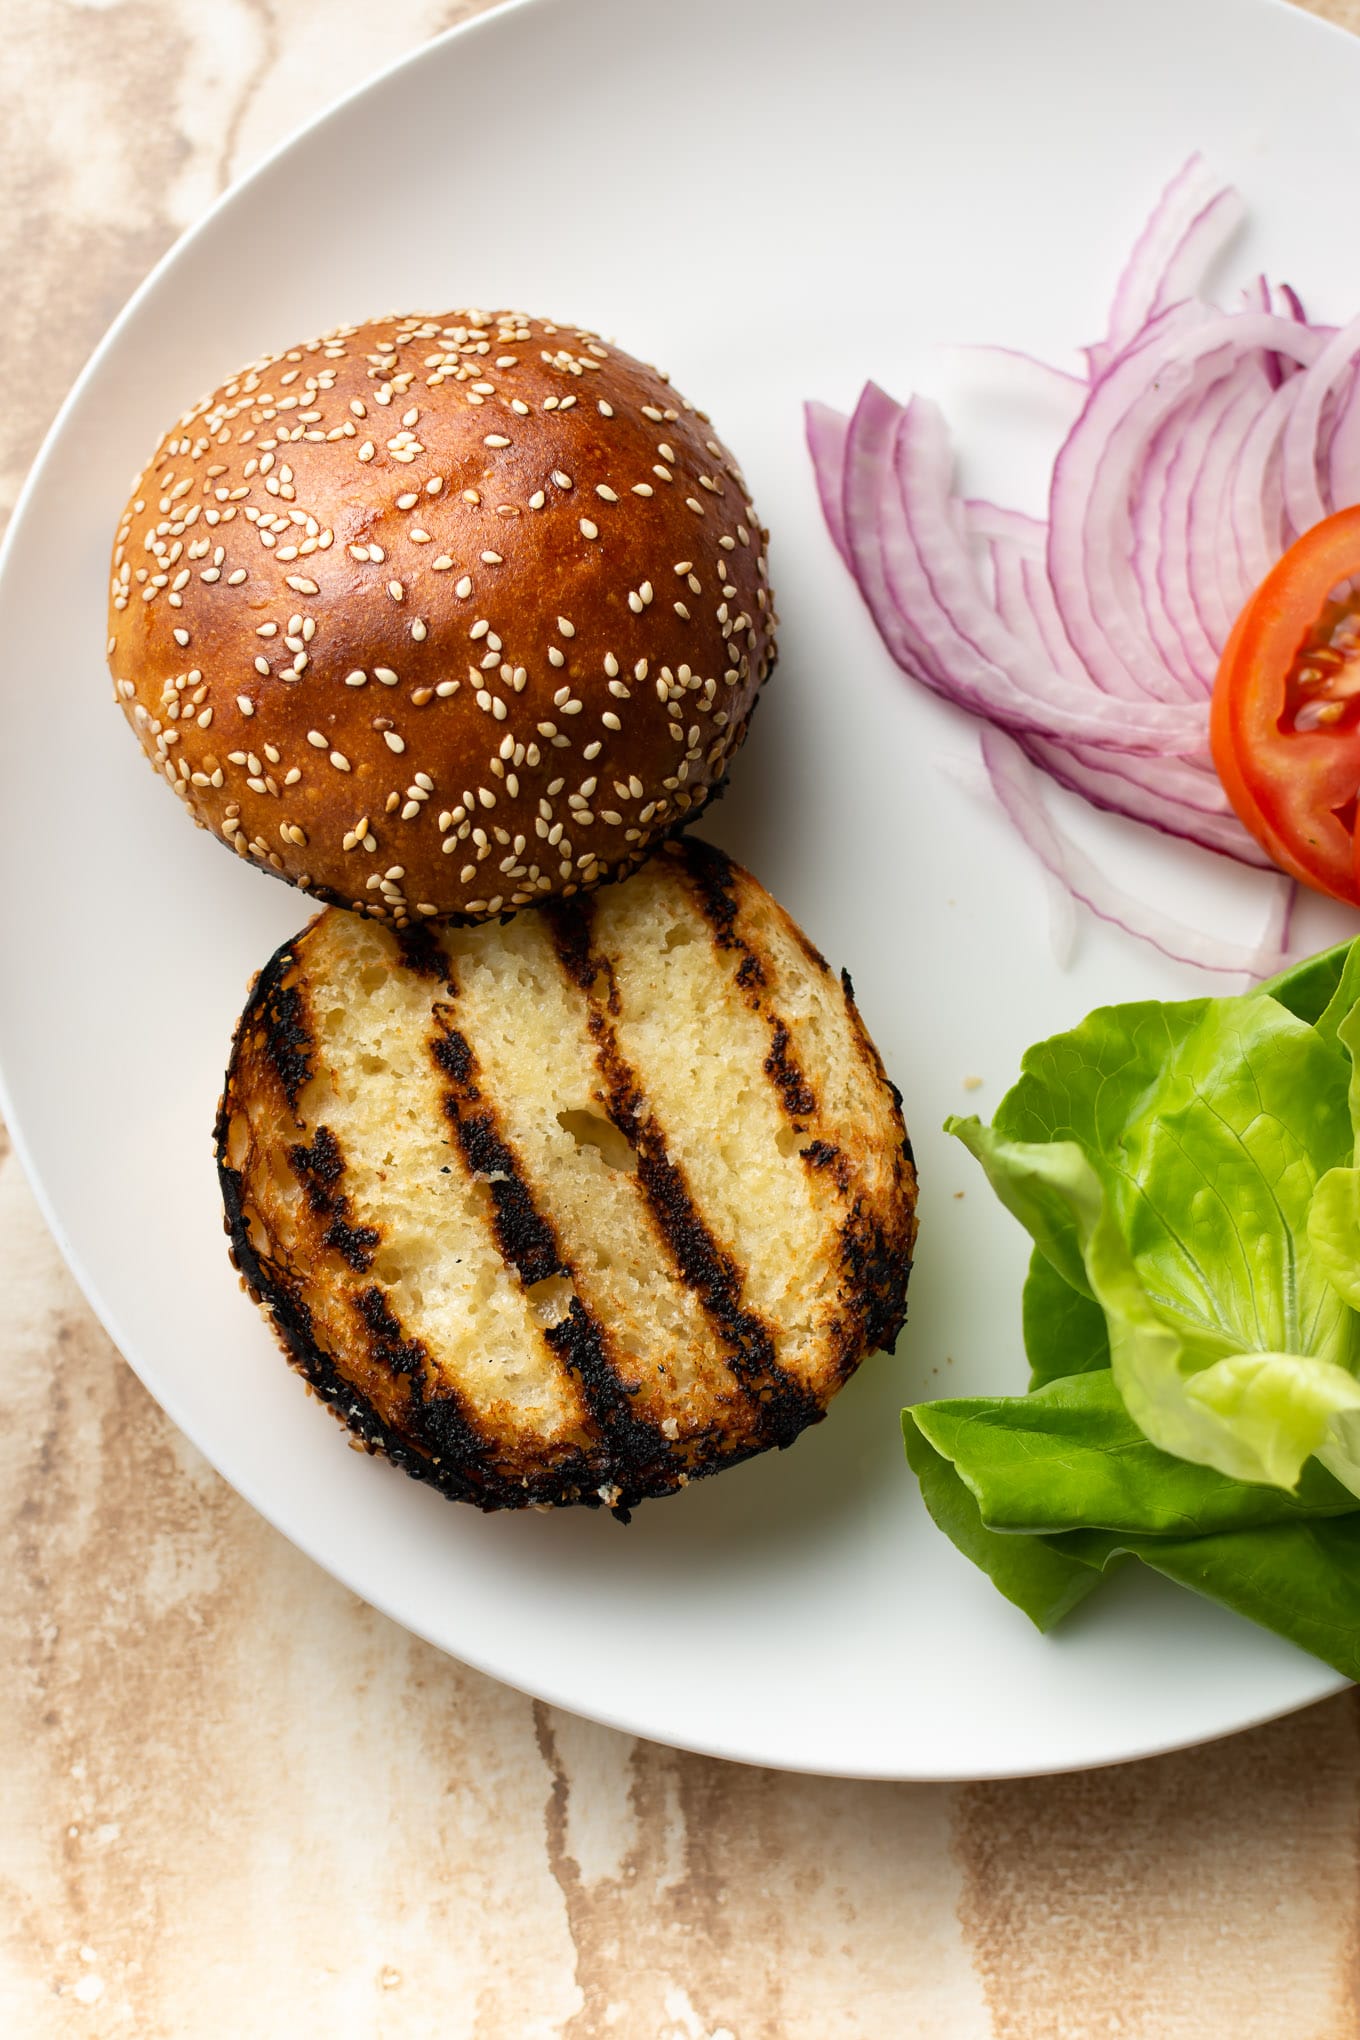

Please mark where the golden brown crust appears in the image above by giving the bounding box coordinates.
[109,312,776,924]
[215,843,916,1516]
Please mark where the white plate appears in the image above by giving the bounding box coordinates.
[3,0,1357,1780]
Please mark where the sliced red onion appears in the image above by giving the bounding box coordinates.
[805,158,1360,974]
[1155,357,1266,678]
[805,401,850,564]
[883,395,1207,752]
[1091,155,1237,373]
[980,729,1293,979]
[1327,366,1360,509]
[1184,366,1274,645]
[1282,311,1360,533]
[1015,732,1275,866]
[1050,312,1321,706]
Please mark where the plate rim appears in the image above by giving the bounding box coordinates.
[0,0,1351,1781]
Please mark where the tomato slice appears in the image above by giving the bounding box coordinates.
[1211,505,1360,907]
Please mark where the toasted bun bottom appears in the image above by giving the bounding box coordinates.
[217,838,916,1515]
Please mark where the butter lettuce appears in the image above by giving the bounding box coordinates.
[904,938,1360,1679]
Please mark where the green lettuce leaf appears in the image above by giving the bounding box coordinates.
[948,986,1360,1494]
[1260,937,1351,1029]
[911,1371,1358,1534]
[1022,1248,1109,1387]
[902,1413,1105,1630]
[906,1376,1360,1679]
[905,938,1360,1681]
[1054,1520,1360,1682]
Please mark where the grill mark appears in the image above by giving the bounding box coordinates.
[285,1124,381,1272]
[800,1138,851,1190]
[250,942,317,1108]
[545,900,820,1452]
[289,1124,345,1190]
[220,1143,556,1509]
[215,935,529,1508]
[394,923,450,979]
[686,843,916,1352]
[832,968,920,1313]
[428,1000,670,1501]
[675,835,822,1130]
[765,1019,818,1121]
[352,1282,428,1379]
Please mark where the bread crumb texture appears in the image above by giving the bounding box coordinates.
[217,839,916,1514]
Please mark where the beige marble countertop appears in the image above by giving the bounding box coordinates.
[5,1,1360,2032]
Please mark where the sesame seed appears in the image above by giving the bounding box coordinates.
[254,657,270,675]
[330,751,351,771]
[227,569,247,585]
[529,491,546,510]
[396,492,418,510]
[237,695,254,715]
[685,498,704,515]
[411,619,427,642]
[454,576,473,598]
[173,627,190,646]
[548,647,565,668]
[307,730,328,748]
[552,471,573,490]
[432,556,454,571]
[580,519,599,539]
[557,617,575,638]
[345,669,367,687]
[286,575,319,594]
[374,667,399,685]
[358,442,375,462]
[596,485,618,502]
[383,731,406,753]
[388,580,404,601]
[484,434,511,448]
[632,484,654,497]
[480,551,503,566]
[602,712,621,731]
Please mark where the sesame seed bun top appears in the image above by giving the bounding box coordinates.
[106,310,777,924]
